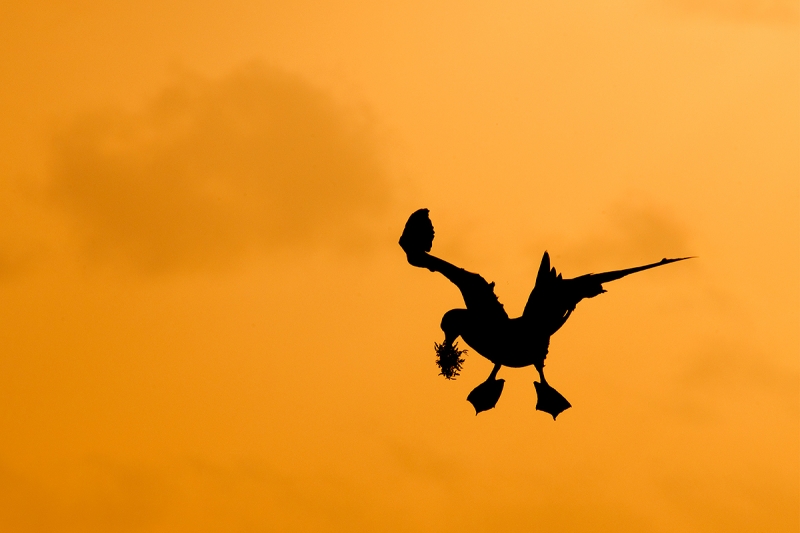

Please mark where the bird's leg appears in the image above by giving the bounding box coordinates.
[533,361,571,420]
[534,360,547,385]
[466,363,505,414]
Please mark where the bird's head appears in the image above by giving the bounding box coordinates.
[440,308,468,345]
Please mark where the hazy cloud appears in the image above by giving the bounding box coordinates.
[551,200,692,271]
[0,459,169,532]
[0,457,391,532]
[49,64,390,272]
[0,176,54,280]
[385,440,461,486]
[662,0,799,23]
[680,338,798,409]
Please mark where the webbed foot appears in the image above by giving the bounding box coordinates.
[467,378,505,414]
[534,381,571,420]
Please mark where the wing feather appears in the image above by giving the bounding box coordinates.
[524,253,693,334]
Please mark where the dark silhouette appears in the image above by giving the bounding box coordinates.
[399,208,692,419]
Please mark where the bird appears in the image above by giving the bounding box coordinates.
[399,208,692,419]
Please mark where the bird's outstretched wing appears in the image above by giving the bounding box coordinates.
[522,252,573,333]
[400,209,508,320]
[399,208,434,255]
[523,252,692,334]
[452,270,508,320]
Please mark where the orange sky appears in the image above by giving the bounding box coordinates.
[0,1,797,532]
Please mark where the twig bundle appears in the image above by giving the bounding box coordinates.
[433,341,467,379]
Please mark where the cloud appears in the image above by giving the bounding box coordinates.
[0,176,54,280]
[661,0,799,24]
[48,64,390,272]
[385,439,461,486]
[0,459,169,532]
[549,199,692,271]
[0,457,389,532]
[680,337,799,410]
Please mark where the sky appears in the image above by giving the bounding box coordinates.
[0,1,797,532]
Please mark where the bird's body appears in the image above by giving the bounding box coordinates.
[399,208,692,418]
[458,315,544,369]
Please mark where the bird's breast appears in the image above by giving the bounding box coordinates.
[460,318,548,368]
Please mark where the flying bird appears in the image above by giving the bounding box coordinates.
[399,208,692,419]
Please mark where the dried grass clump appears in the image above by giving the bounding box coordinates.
[434,341,467,379]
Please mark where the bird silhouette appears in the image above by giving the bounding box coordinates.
[399,208,692,419]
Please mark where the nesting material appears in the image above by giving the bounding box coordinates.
[434,341,467,379]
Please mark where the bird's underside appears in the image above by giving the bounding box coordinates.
[399,208,692,419]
